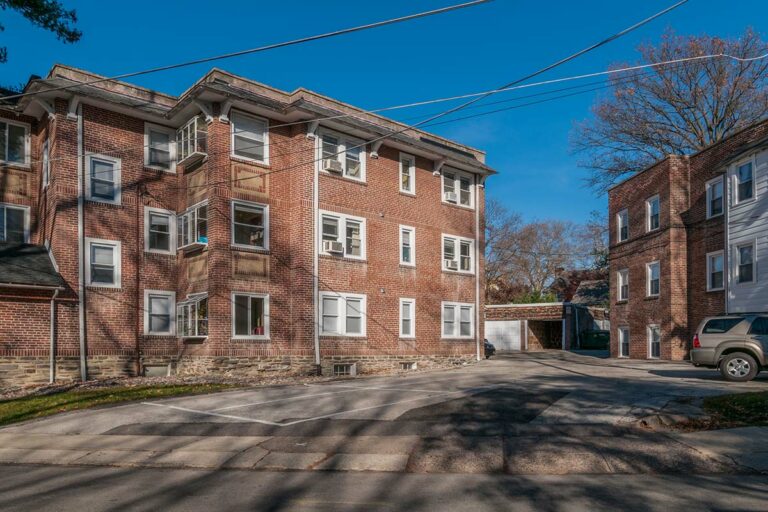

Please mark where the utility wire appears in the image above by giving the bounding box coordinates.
[0,0,492,102]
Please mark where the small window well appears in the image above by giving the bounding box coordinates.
[333,363,357,377]
[400,362,417,371]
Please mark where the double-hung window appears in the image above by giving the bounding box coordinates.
[646,195,660,231]
[319,211,366,259]
[442,302,474,339]
[400,298,415,338]
[144,207,176,254]
[0,120,29,165]
[736,242,755,284]
[232,293,269,339]
[318,130,365,181]
[619,327,630,358]
[707,251,724,291]
[144,124,176,171]
[176,294,208,338]
[617,269,629,301]
[400,225,415,266]
[144,290,175,335]
[648,325,661,359]
[319,292,366,337]
[0,203,29,243]
[400,153,416,194]
[231,200,268,250]
[85,238,121,288]
[442,235,474,273]
[617,209,629,242]
[41,139,50,187]
[231,111,269,164]
[177,202,208,249]
[646,261,660,297]
[706,177,724,217]
[735,161,754,203]
[442,168,474,208]
[86,154,121,204]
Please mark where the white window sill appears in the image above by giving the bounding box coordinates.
[231,154,270,167]
[144,164,176,173]
[232,336,270,341]
[320,253,366,262]
[144,332,176,337]
[442,336,474,341]
[145,249,176,256]
[231,244,269,253]
[399,190,416,197]
[443,269,475,276]
[706,287,724,293]
[441,200,474,211]
[319,334,367,339]
[320,170,366,184]
[399,335,416,340]
[86,198,122,206]
[706,212,724,220]
[399,262,416,268]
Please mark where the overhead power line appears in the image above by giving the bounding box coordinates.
[0,0,492,102]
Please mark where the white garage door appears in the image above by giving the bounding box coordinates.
[485,320,521,351]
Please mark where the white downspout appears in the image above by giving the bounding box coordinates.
[77,105,87,382]
[724,172,730,315]
[312,131,321,373]
[49,288,60,383]
[474,175,481,361]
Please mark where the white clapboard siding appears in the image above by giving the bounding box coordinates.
[727,147,768,313]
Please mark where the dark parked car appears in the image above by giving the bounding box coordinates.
[484,339,496,358]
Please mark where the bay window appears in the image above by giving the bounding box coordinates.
[176,294,208,338]
[178,202,208,249]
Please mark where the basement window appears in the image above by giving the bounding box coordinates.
[400,362,417,371]
[333,363,357,377]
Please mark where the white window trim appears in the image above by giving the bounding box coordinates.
[319,291,367,337]
[732,156,757,206]
[646,261,660,297]
[646,195,660,232]
[0,118,31,167]
[85,237,121,289]
[399,225,415,266]
[442,234,475,274]
[231,200,269,251]
[144,206,176,254]
[706,176,724,218]
[647,324,660,359]
[734,240,757,285]
[143,289,176,336]
[319,210,367,260]
[441,167,475,209]
[230,110,270,165]
[143,123,177,172]
[617,268,629,301]
[85,153,121,205]
[399,152,416,195]
[0,202,31,243]
[441,301,475,339]
[617,209,629,242]
[706,250,725,291]
[231,292,270,340]
[399,298,416,339]
[618,327,630,358]
[316,127,367,182]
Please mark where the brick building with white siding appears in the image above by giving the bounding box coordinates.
[0,65,495,386]
[608,119,768,360]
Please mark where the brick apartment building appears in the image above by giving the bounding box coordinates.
[0,65,494,386]
[608,119,768,360]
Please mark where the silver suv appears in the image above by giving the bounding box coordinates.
[691,315,767,382]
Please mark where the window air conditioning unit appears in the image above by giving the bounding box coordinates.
[323,240,344,254]
[445,259,459,270]
[444,191,458,202]
[323,158,343,173]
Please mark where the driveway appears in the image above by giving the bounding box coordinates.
[1,352,766,475]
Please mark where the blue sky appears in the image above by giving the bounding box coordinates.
[3,0,767,223]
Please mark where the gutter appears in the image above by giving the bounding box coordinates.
[77,104,87,382]
[311,129,321,373]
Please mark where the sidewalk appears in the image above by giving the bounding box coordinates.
[668,427,768,473]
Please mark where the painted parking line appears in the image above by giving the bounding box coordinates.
[142,384,502,427]
[141,402,284,426]
[211,388,365,412]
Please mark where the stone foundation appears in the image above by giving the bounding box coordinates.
[0,353,478,387]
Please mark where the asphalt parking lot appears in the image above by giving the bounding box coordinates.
[1,352,766,475]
